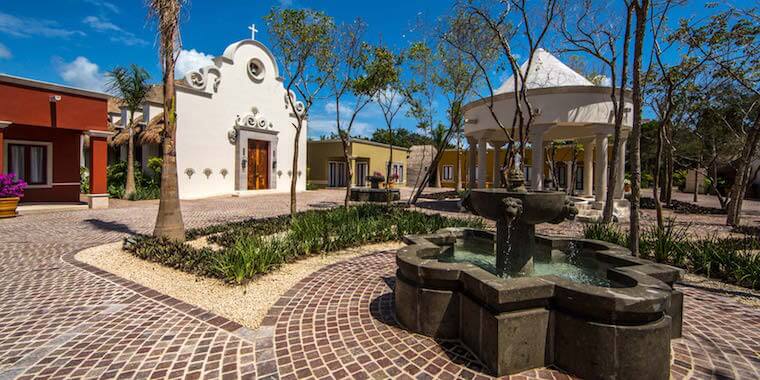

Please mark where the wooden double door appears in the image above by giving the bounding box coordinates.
[247,140,269,190]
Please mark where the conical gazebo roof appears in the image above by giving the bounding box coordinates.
[495,48,593,94]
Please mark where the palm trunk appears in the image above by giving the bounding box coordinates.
[153,45,185,240]
[628,0,649,256]
[125,115,137,199]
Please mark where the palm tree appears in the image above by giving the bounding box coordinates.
[148,0,186,241]
[105,65,151,199]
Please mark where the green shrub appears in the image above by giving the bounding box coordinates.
[212,236,288,284]
[127,204,484,284]
[107,161,161,200]
[583,222,628,247]
[128,185,160,201]
[125,235,217,277]
[583,219,760,290]
[642,219,690,265]
[80,167,90,193]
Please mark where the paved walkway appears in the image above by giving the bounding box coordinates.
[0,190,758,379]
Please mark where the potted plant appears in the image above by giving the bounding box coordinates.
[367,172,385,189]
[624,178,632,193]
[387,173,400,189]
[0,173,27,218]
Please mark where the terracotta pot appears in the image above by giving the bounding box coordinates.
[0,197,20,218]
[624,183,632,192]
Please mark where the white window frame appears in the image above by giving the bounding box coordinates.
[442,165,454,181]
[388,161,404,183]
[3,139,54,189]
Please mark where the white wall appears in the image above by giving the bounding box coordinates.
[175,40,307,200]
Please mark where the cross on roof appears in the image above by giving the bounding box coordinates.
[248,24,259,40]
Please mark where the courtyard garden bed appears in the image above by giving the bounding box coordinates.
[584,221,760,290]
[124,204,484,284]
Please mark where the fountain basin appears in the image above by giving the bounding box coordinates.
[395,228,683,379]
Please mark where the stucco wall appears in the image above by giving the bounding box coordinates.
[174,40,307,200]
[306,140,346,186]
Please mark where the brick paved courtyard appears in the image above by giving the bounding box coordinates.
[0,189,758,379]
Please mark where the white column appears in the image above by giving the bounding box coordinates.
[492,141,505,188]
[530,131,545,190]
[614,136,628,199]
[582,139,594,197]
[477,138,488,188]
[594,133,609,203]
[565,160,574,193]
[467,137,477,189]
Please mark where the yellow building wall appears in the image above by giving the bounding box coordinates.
[307,140,410,188]
[352,142,410,185]
[306,141,347,187]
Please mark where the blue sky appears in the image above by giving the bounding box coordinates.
[0,0,734,139]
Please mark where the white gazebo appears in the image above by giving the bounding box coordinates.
[462,49,631,219]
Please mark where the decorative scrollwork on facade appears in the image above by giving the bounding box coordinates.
[183,66,222,93]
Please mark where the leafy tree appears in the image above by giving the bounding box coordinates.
[559,0,633,222]
[266,8,336,216]
[326,19,379,208]
[369,127,439,148]
[148,0,186,241]
[105,64,151,200]
[371,46,405,205]
[676,5,759,226]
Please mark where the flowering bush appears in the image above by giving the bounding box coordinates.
[0,173,27,198]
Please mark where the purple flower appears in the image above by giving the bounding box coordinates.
[0,173,27,198]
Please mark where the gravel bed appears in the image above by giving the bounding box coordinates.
[76,241,405,329]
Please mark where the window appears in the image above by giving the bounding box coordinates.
[392,163,404,183]
[7,143,49,185]
[442,165,454,181]
[328,161,347,187]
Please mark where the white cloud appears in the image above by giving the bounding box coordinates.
[83,0,120,14]
[324,102,353,115]
[279,0,294,6]
[55,56,106,91]
[174,49,215,78]
[0,12,85,38]
[82,16,147,46]
[83,16,121,32]
[0,42,11,59]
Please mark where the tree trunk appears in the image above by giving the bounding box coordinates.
[291,124,302,216]
[387,131,393,206]
[653,125,664,228]
[603,5,633,223]
[628,0,649,256]
[153,37,185,241]
[456,127,462,192]
[663,126,674,204]
[693,164,699,203]
[341,138,352,208]
[727,114,760,226]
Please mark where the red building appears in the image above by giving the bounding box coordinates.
[0,74,110,207]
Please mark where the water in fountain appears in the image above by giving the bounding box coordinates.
[440,237,616,287]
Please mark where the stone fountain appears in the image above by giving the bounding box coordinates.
[461,169,577,276]
[394,168,683,379]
